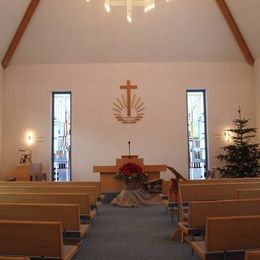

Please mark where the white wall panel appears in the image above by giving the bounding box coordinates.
[0,67,3,175]
[253,59,260,141]
[2,62,254,180]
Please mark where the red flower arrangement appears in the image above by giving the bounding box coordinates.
[115,162,148,185]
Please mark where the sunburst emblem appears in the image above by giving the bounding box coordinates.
[113,80,145,124]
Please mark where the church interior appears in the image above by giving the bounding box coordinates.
[0,0,260,259]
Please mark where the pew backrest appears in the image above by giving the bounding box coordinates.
[0,220,64,257]
[205,215,260,251]
[180,177,260,184]
[237,189,260,199]
[0,257,30,260]
[0,193,90,215]
[0,181,102,196]
[189,199,260,228]
[178,182,260,221]
[0,203,81,230]
[0,185,97,205]
[179,182,260,202]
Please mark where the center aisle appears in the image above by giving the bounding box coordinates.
[74,204,200,260]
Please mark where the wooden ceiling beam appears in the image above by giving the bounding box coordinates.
[1,0,41,69]
[216,0,254,66]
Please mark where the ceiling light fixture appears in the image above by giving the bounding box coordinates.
[86,0,170,23]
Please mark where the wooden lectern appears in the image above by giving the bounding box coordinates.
[93,155,167,192]
[5,163,45,181]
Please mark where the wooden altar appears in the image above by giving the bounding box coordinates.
[93,155,167,192]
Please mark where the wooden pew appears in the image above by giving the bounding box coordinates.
[161,180,179,222]
[0,185,99,209]
[0,193,95,223]
[161,180,171,197]
[171,182,260,241]
[244,251,260,260]
[0,203,90,242]
[180,177,260,184]
[192,215,260,260]
[0,220,78,259]
[0,257,30,260]
[161,180,173,214]
[178,182,260,221]
[5,165,32,181]
[0,181,103,199]
[164,179,260,221]
[237,189,260,199]
[179,182,260,202]
[179,199,260,242]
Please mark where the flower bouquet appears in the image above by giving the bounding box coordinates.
[115,162,148,186]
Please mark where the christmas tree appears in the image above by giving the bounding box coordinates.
[216,108,260,178]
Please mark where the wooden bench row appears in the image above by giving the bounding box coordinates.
[161,178,260,222]
[0,193,96,223]
[0,203,90,241]
[0,220,78,260]
[162,177,260,198]
[0,257,30,260]
[179,199,260,242]
[178,182,260,221]
[180,177,260,184]
[0,185,101,209]
[0,181,103,259]
[192,215,260,260]
[0,180,102,198]
[171,181,260,259]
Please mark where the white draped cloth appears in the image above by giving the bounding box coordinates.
[111,184,161,207]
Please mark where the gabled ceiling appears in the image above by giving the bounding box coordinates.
[0,0,260,66]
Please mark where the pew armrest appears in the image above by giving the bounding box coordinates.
[245,250,260,260]
[179,222,189,235]
[192,241,207,259]
[65,224,90,240]
[63,245,78,260]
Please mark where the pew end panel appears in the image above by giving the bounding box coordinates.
[244,251,260,260]
[192,215,260,259]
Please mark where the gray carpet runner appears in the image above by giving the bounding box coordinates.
[74,204,200,260]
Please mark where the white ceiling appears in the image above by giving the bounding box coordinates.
[0,0,260,65]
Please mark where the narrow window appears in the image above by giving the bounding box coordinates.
[52,92,72,181]
[186,90,208,179]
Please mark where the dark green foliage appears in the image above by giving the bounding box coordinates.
[216,109,260,178]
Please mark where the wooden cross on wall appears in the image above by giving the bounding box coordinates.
[120,80,137,117]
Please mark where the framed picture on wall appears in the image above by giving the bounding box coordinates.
[19,153,31,165]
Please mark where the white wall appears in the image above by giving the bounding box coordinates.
[0,66,3,175]
[254,59,260,141]
[2,62,254,180]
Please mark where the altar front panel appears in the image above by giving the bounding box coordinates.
[100,173,124,193]
[97,171,163,192]
[93,155,167,193]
